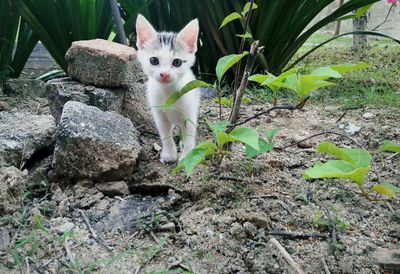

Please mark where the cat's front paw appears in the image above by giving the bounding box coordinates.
[160,149,178,163]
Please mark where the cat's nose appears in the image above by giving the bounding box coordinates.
[160,72,170,81]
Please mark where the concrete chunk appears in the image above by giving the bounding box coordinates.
[65,39,143,87]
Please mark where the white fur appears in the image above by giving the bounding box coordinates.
[136,15,200,163]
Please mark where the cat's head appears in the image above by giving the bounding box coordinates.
[135,14,199,85]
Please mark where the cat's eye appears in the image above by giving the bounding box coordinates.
[150,57,159,66]
[172,59,183,67]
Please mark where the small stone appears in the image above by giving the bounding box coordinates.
[293,134,313,149]
[0,228,10,251]
[345,122,361,135]
[363,112,375,120]
[206,229,214,237]
[0,101,9,111]
[153,143,162,152]
[76,179,95,188]
[159,222,175,232]
[0,167,28,214]
[57,222,75,234]
[243,222,258,237]
[96,181,130,196]
[371,248,400,272]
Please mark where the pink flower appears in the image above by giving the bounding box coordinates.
[387,0,397,4]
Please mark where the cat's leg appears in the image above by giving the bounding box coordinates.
[152,110,177,163]
[179,119,197,160]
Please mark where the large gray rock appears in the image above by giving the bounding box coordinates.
[0,111,56,167]
[53,101,140,181]
[5,78,46,98]
[46,77,155,132]
[0,167,28,214]
[65,39,143,88]
[46,77,125,122]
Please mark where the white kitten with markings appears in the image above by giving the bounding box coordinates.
[135,14,200,163]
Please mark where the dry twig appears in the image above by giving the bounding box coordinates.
[79,209,113,252]
[267,231,328,240]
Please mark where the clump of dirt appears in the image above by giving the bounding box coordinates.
[0,97,399,273]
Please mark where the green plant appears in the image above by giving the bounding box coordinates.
[250,63,369,105]
[18,0,115,72]
[136,211,162,233]
[174,120,278,176]
[0,0,38,80]
[304,142,400,200]
[313,211,349,233]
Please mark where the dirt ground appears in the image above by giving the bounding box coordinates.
[0,95,399,274]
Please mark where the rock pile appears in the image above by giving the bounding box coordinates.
[0,39,151,212]
[47,39,153,131]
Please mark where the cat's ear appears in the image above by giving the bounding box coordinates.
[136,14,157,50]
[177,19,199,53]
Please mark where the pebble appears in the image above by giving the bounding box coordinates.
[206,229,214,237]
[159,222,175,232]
[243,222,258,237]
[0,101,9,111]
[57,222,75,234]
[346,122,361,135]
[363,112,375,119]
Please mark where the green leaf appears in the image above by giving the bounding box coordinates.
[181,80,210,95]
[242,2,258,16]
[220,12,242,29]
[163,92,181,109]
[216,51,249,83]
[216,132,236,148]
[12,249,23,265]
[236,32,252,39]
[248,74,269,84]
[245,138,274,159]
[317,142,372,168]
[310,67,343,78]
[164,80,210,108]
[265,128,279,142]
[329,62,370,74]
[372,183,400,198]
[298,76,335,100]
[356,4,374,17]
[208,120,229,136]
[303,160,370,185]
[380,140,400,153]
[229,128,259,150]
[213,97,234,107]
[183,148,209,176]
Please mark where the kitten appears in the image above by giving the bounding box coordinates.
[135,14,200,163]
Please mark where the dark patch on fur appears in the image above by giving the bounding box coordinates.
[157,32,177,50]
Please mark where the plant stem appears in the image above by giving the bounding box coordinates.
[228,41,263,131]
[372,4,394,31]
[233,0,256,92]
[231,98,308,128]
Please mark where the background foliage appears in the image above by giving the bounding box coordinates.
[0,0,38,79]
[1,0,395,82]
